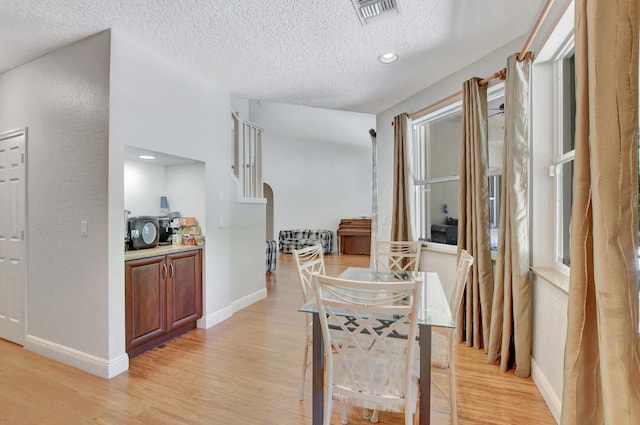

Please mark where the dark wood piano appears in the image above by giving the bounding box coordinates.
[337,218,372,255]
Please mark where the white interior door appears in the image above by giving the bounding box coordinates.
[0,129,26,345]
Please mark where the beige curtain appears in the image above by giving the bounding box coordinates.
[560,0,640,424]
[457,79,494,349]
[391,113,414,241]
[487,53,532,378]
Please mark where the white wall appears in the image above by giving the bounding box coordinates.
[109,30,268,344]
[0,31,116,375]
[230,197,267,308]
[531,274,568,422]
[248,100,375,250]
[124,159,207,231]
[124,160,167,216]
[165,163,207,232]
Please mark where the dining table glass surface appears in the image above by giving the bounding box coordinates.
[298,267,455,329]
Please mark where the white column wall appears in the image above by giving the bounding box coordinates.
[109,30,264,358]
[0,31,114,375]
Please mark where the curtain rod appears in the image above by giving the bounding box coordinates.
[407,68,506,120]
[518,0,556,60]
[398,0,556,123]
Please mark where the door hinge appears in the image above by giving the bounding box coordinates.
[21,153,24,164]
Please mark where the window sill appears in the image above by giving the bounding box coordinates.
[530,266,569,295]
[421,242,457,255]
[420,243,498,261]
[237,197,267,204]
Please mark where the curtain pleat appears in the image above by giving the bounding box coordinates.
[487,52,532,378]
[391,113,414,242]
[560,0,640,423]
[457,79,494,349]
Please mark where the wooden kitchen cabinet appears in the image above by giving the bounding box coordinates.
[166,250,202,332]
[125,249,202,357]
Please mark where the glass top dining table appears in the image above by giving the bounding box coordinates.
[298,267,454,425]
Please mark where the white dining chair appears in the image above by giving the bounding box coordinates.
[431,249,473,425]
[371,240,422,272]
[311,273,422,425]
[366,239,421,422]
[293,244,325,401]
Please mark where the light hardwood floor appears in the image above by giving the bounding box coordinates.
[0,253,555,424]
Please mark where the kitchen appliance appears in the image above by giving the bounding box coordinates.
[128,216,159,250]
[157,216,172,245]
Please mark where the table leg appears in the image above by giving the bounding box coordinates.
[419,324,432,425]
[312,313,324,425]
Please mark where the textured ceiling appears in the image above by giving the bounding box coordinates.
[0,0,549,114]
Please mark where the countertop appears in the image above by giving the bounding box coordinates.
[125,244,204,261]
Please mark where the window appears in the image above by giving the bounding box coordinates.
[413,104,462,246]
[231,111,264,199]
[241,121,263,198]
[413,87,504,247]
[553,50,576,268]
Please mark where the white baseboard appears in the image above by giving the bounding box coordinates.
[24,335,129,379]
[197,305,233,329]
[196,288,267,329]
[531,357,561,424]
[231,288,268,313]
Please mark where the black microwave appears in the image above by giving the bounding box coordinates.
[128,216,159,250]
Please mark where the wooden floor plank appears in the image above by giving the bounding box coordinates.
[0,253,555,424]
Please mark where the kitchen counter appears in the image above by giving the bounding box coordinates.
[124,244,204,261]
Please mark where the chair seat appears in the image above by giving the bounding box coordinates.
[333,346,419,413]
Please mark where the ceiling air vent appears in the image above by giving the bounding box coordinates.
[351,0,400,26]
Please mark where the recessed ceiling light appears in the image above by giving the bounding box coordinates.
[139,155,155,160]
[378,52,398,64]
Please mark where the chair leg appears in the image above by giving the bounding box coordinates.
[341,403,349,424]
[412,388,420,425]
[300,338,310,401]
[363,408,379,422]
[325,393,334,425]
[450,361,458,425]
[449,333,458,425]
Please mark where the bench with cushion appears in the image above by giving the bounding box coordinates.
[279,229,333,254]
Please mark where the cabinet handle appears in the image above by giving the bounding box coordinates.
[162,264,168,280]
[169,263,174,279]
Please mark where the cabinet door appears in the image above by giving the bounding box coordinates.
[166,250,202,332]
[125,255,167,352]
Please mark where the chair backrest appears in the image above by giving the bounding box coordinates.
[451,250,474,317]
[292,244,325,303]
[311,273,421,412]
[372,240,422,272]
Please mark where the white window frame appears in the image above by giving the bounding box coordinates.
[413,101,462,246]
[552,37,575,272]
[412,84,505,248]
